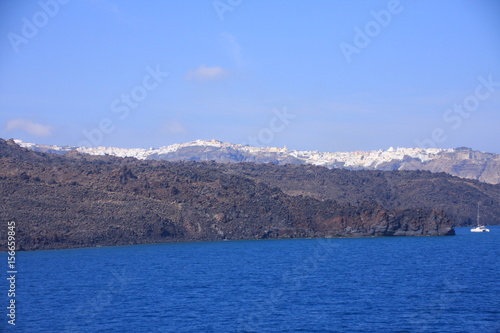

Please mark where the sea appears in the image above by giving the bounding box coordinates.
[3,226,500,333]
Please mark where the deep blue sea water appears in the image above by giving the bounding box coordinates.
[3,226,500,332]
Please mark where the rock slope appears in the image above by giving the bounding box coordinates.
[15,139,500,184]
[0,139,455,251]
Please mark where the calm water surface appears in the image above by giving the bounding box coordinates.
[4,226,500,332]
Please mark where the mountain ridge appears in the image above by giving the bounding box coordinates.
[14,139,500,184]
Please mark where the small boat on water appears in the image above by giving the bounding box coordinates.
[471,203,490,232]
[471,225,490,232]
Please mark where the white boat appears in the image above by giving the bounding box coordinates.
[471,203,490,232]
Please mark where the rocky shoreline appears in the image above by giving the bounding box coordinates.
[3,138,492,251]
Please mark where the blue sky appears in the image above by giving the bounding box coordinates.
[1,0,499,153]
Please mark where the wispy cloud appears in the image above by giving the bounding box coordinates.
[185,65,228,81]
[164,120,187,134]
[220,32,243,67]
[5,118,54,137]
[89,0,137,26]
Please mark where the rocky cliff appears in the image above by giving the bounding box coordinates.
[0,139,455,251]
[222,163,500,227]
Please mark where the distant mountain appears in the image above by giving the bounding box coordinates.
[15,139,500,184]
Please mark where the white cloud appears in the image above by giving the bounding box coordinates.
[185,65,228,81]
[5,118,54,137]
[164,120,187,134]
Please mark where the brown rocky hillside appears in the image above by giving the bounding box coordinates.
[0,139,456,251]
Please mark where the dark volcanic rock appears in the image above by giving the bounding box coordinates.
[0,139,456,251]
[222,163,500,227]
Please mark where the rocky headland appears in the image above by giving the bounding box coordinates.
[0,139,500,250]
[0,139,471,251]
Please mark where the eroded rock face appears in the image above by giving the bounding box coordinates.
[0,139,457,251]
[220,163,500,227]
